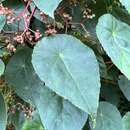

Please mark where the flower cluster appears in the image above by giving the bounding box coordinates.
[63,13,72,22]
[45,25,57,36]
[0,0,43,52]
[8,102,34,119]
[0,4,15,24]
[83,8,95,19]
[13,30,42,44]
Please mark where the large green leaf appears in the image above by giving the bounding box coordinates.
[5,46,88,130]
[118,75,130,101]
[22,112,44,130]
[91,102,122,130]
[0,59,5,76]
[35,87,88,130]
[32,34,100,114]
[120,0,130,14]
[122,112,130,130]
[96,14,130,80]
[0,92,7,130]
[33,0,62,17]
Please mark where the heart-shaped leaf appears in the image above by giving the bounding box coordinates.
[32,34,100,114]
[96,14,130,80]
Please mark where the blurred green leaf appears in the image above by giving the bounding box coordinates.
[0,15,6,31]
[5,47,43,104]
[0,92,7,130]
[122,112,130,130]
[0,59,5,76]
[118,75,130,101]
[90,102,122,130]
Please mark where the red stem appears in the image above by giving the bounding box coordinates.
[18,0,31,18]
[28,6,36,26]
[23,15,28,31]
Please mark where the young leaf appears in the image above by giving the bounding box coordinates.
[120,0,130,14]
[90,102,122,130]
[33,0,62,18]
[34,87,88,130]
[118,75,130,101]
[122,112,130,130]
[96,14,130,80]
[0,92,7,130]
[32,34,101,114]
[0,59,5,76]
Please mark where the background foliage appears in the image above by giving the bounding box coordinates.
[0,0,130,130]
